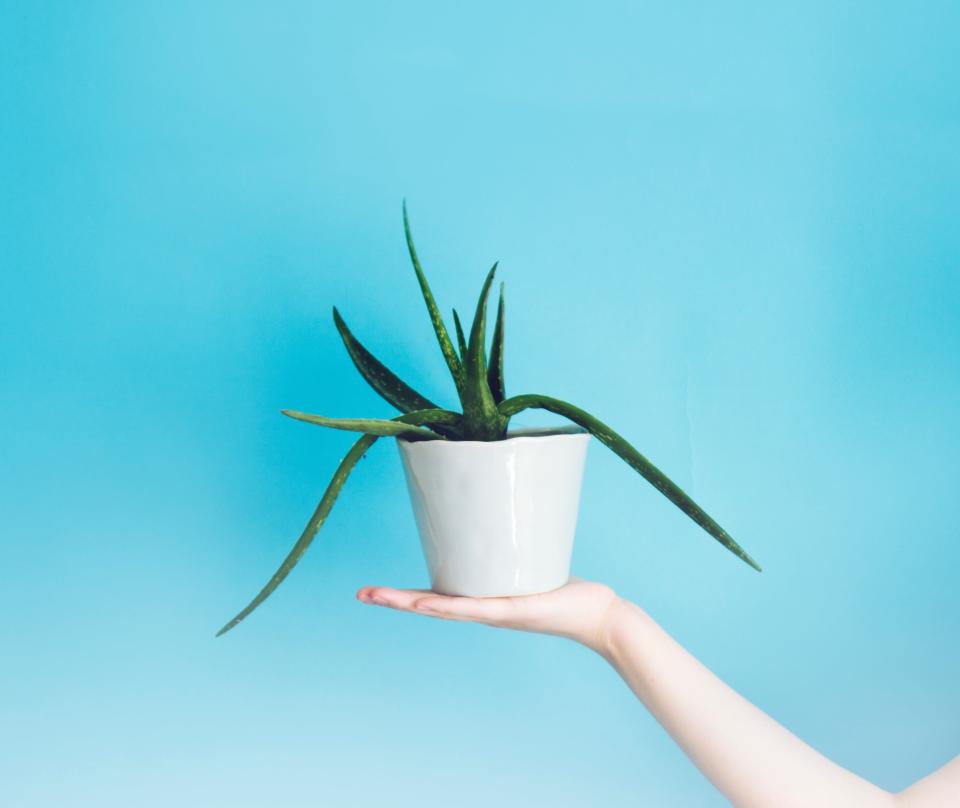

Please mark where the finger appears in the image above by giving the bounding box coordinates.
[357,587,522,627]
[357,586,434,610]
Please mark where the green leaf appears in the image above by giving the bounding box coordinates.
[333,307,438,413]
[215,431,377,637]
[462,263,505,439]
[487,282,506,404]
[402,201,464,397]
[452,308,468,361]
[498,394,762,572]
[332,308,463,440]
[281,410,446,439]
[216,409,452,637]
[466,263,497,378]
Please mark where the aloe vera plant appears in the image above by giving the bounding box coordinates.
[216,204,761,636]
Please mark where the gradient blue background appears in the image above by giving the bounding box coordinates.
[2,2,958,805]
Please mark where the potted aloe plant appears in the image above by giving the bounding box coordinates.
[216,204,761,636]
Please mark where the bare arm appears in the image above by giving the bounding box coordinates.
[358,578,959,807]
[897,756,960,807]
[599,596,893,807]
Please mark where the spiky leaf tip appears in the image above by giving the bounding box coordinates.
[487,282,506,404]
[402,200,464,395]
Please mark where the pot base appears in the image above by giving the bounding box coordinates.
[429,576,571,599]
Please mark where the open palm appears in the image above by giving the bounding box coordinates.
[357,577,619,652]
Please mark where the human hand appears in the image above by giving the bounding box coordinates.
[356,577,620,653]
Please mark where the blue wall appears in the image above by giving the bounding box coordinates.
[2,2,958,805]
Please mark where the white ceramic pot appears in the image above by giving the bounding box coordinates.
[397,425,591,597]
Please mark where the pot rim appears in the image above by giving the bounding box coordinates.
[397,424,590,447]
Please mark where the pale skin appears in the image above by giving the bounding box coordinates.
[356,578,959,807]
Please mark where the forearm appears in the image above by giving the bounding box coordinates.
[597,597,894,808]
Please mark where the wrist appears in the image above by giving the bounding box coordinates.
[587,592,628,656]
[593,595,654,661]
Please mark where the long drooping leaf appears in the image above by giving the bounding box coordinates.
[281,410,448,439]
[487,282,506,404]
[215,432,377,637]
[216,409,449,637]
[402,201,464,397]
[462,263,505,440]
[498,394,762,572]
[332,308,463,440]
[452,308,467,361]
